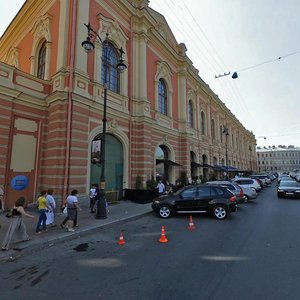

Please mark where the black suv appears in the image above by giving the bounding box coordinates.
[152,184,237,220]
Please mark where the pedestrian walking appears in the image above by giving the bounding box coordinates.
[64,189,82,232]
[46,189,56,227]
[2,196,34,251]
[60,195,78,229]
[35,190,49,234]
[156,180,165,195]
[89,183,99,213]
[165,181,173,194]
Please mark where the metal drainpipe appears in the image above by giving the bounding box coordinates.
[62,0,78,203]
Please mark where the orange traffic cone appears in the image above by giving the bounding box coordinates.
[117,232,126,245]
[159,226,168,243]
[187,215,196,230]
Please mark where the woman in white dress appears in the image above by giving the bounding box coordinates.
[46,189,56,227]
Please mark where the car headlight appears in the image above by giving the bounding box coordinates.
[154,200,160,204]
[277,189,283,192]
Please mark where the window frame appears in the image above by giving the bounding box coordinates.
[188,100,194,128]
[201,111,206,135]
[158,79,168,115]
[101,42,121,94]
[37,41,46,79]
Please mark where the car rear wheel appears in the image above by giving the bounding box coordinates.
[158,205,172,218]
[213,205,228,220]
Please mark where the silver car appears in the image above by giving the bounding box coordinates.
[231,177,262,192]
[206,180,245,203]
[240,186,258,202]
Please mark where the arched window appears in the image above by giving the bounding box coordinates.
[211,119,215,139]
[201,111,206,135]
[37,41,46,79]
[188,101,194,128]
[156,145,169,181]
[102,42,120,93]
[220,126,223,143]
[190,151,197,178]
[158,79,167,115]
[213,156,218,166]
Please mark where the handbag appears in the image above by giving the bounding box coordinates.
[5,210,12,218]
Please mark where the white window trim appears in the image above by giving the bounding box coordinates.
[154,61,173,116]
[30,14,52,80]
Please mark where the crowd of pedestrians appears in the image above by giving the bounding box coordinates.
[1,184,103,251]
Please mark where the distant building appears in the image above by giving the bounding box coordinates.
[256,145,300,173]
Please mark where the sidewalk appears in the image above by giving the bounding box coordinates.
[0,199,153,263]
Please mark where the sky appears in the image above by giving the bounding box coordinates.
[1,0,300,148]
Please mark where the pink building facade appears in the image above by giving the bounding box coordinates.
[0,0,256,208]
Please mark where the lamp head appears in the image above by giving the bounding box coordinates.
[232,72,238,79]
[81,36,95,53]
[116,47,127,72]
[116,60,127,72]
[223,127,229,135]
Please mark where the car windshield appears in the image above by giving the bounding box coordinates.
[279,181,299,187]
[221,184,234,190]
[280,177,291,180]
[173,186,187,196]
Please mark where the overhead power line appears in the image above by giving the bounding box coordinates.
[215,50,300,79]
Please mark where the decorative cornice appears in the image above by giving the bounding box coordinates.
[31,13,52,42]
[129,0,149,9]
[6,47,20,68]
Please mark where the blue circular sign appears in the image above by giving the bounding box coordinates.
[11,175,29,191]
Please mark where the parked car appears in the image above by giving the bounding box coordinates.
[239,186,258,202]
[277,174,292,184]
[231,177,262,192]
[251,175,271,186]
[295,175,300,183]
[268,173,276,181]
[254,178,264,190]
[152,184,237,220]
[206,181,245,203]
[277,180,300,198]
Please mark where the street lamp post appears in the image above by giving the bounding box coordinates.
[82,23,127,219]
[249,145,252,171]
[223,126,229,178]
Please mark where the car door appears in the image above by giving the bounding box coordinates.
[233,179,242,187]
[195,186,213,211]
[235,179,250,189]
[175,187,198,211]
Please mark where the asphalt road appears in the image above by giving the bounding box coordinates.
[2,181,300,300]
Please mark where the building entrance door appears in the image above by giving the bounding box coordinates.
[90,134,123,200]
